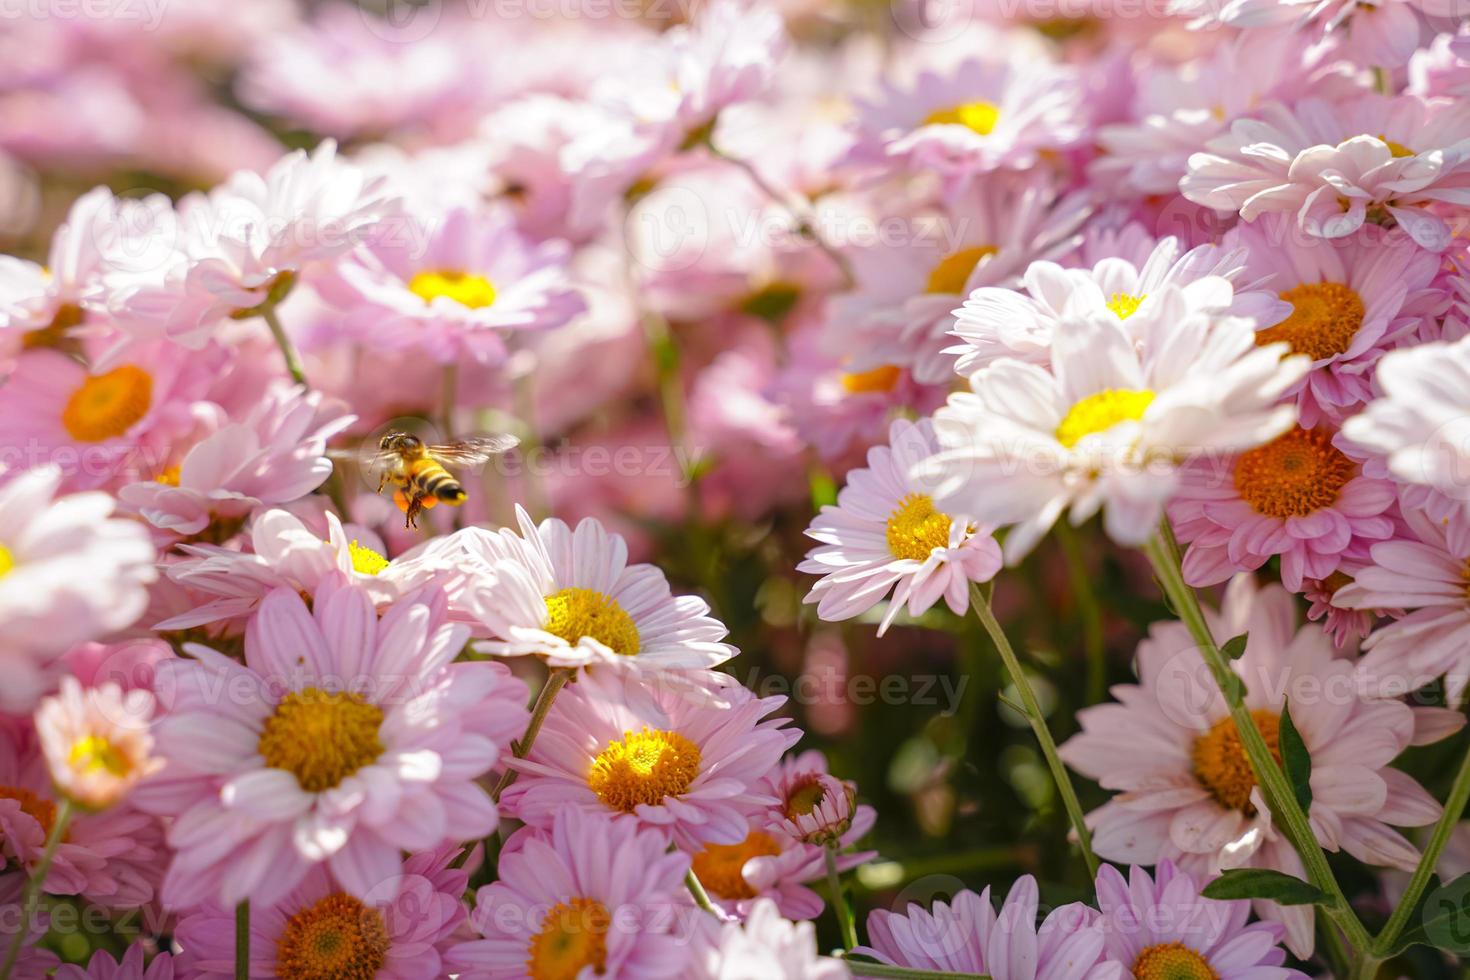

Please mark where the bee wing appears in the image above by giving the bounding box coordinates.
[426,435,520,469]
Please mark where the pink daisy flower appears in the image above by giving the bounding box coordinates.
[769,323,947,461]
[1302,567,1401,649]
[54,946,174,980]
[947,234,1272,376]
[448,506,737,678]
[0,465,156,713]
[35,676,160,810]
[1224,217,1443,425]
[1169,0,1438,69]
[1342,333,1470,525]
[829,173,1090,384]
[0,720,167,910]
[139,575,528,909]
[118,384,353,540]
[155,508,449,631]
[693,897,848,980]
[1182,93,1470,251]
[848,56,1087,184]
[800,418,1001,634]
[1094,861,1306,980]
[857,875,1111,979]
[0,340,225,492]
[1169,424,1399,592]
[502,669,799,850]
[1336,508,1470,703]
[174,844,470,979]
[319,204,585,366]
[1060,574,1447,955]
[689,750,877,920]
[447,807,698,980]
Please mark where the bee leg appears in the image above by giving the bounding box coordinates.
[403,494,424,529]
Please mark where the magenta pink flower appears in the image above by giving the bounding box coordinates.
[54,945,174,980]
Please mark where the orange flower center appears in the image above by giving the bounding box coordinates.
[1191,709,1281,813]
[885,493,952,561]
[840,364,903,394]
[691,830,783,900]
[925,246,998,294]
[1256,282,1365,361]
[587,728,701,813]
[1133,942,1219,980]
[1233,427,1355,519]
[0,785,57,839]
[257,688,384,793]
[62,365,152,442]
[275,892,390,980]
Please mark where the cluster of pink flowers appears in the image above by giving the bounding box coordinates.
[3,0,1470,976]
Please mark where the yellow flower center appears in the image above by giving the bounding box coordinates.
[257,688,385,794]
[885,492,952,561]
[0,785,57,839]
[1054,388,1156,449]
[527,897,610,980]
[68,735,131,778]
[1234,427,1355,520]
[784,774,828,819]
[1256,282,1365,361]
[1107,292,1146,319]
[154,465,181,486]
[0,544,13,579]
[1191,709,1281,814]
[62,365,152,443]
[407,269,498,309]
[691,831,783,900]
[543,587,641,655]
[1133,942,1219,980]
[923,101,1001,135]
[275,892,390,980]
[839,364,903,394]
[925,245,998,294]
[1374,134,1414,158]
[347,540,390,576]
[587,728,701,813]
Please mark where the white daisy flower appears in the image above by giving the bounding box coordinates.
[799,418,1001,634]
[918,306,1309,562]
[449,507,736,676]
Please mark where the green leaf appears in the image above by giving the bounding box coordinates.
[1221,632,1249,660]
[1200,868,1328,906]
[1279,698,1313,813]
[1394,873,1470,956]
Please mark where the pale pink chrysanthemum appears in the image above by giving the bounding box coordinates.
[1169,424,1398,592]
[857,875,1111,979]
[319,204,585,366]
[1336,509,1470,703]
[154,508,449,631]
[828,174,1090,384]
[502,669,799,850]
[1182,93,1470,251]
[693,897,850,980]
[0,340,226,492]
[947,234,1274,376]
[1223,217,1443,425]
[1169,0,1437,69]
[1342,333,1470,525]
[769,323,947,461]
[0,721,167,910]
[174,844,471,979]
[0,465,156,714]
[1060,574,1449,956]
[138,575,528,909]
[118,384,353,540]
[1094,861,1306,980]
[801,418,1002,634]
[448,506,737,678]
[35,677,160,810]
[447,808,698,980]
[1302,567,1402,649]
[848,57,1086,184]
[54,945,174,980]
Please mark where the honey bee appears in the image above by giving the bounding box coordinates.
[334,431,519,528]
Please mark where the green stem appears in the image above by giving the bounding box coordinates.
[1373,738,1470,954]
[492,667,574,802]
[1054,522,1107,706]
[825,844,859,950]
[235,899,250,980]
[840,960,990,979]
[1143,522,1374,958]
[260,305,309,389]
[968,583,1099,879]
[685,869,719,916]
[0,799,71,980]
